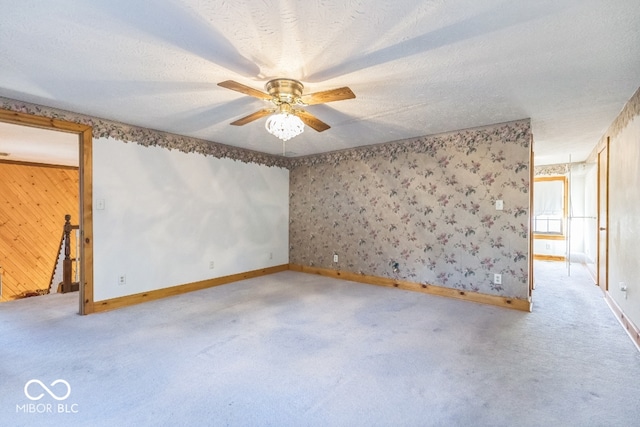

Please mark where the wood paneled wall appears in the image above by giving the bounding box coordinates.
[0,161,79,301]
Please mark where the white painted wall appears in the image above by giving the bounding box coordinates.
[92,138,289,301]
[608,114,640,329]
[533,238,566,257]
[568,172,585,258]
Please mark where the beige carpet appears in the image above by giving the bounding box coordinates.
[1,261,638,426]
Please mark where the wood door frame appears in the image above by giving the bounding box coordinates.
[532,175,569,239]
[0,109,94,314]
[597,137,609,292]
[529,135,534,296]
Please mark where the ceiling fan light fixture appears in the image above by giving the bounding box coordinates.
[219,78,354,138]
[265,112,304,142]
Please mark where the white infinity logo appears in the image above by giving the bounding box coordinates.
[24,379,71,401]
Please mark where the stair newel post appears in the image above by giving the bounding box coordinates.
[62,214,73,293]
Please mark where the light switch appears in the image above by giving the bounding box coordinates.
[495,200,504,210]
[96,199,105,210]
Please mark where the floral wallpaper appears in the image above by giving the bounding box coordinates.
[290,120,532,299]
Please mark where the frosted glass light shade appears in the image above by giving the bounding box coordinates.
[265,113,304,141]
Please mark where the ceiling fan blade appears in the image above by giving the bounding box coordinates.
[296,110,330,132]
[218,80,272,101]
[300,87,355,105]
[230,109,273,126]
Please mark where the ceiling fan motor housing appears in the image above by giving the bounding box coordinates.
[265,78,304,104]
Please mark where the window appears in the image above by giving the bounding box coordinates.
[533,176,567,236]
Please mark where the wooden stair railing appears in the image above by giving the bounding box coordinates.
[49,214,80,294]
[48,226,66,293]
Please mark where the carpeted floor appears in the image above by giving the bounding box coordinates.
[1,261,638,426]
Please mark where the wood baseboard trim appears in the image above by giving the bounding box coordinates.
[583,262,597,284]
[92,264,289,313]
[533,255,566,262]
[290,264,531,312]
[604,292,640,352]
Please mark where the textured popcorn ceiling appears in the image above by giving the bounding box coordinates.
[0,0,639,165]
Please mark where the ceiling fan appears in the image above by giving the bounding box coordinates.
[217,79,355,139]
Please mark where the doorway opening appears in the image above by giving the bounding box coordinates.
[0,109,94,314]
[532,162,598,281]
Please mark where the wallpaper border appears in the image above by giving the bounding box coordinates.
[534,163,568,176]
[286,119,531,168]
[0,96,289,168]
[588,85,640,162]
[604,86,640,141]
[0,96,537,173]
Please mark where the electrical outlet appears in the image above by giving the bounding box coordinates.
[209,261,215,269]
[269,252,273,260]
[333,254,338,263]
[118,274,126,286]
[545,243,551,250]
[620,282,628,299]
[493,273,502,285]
